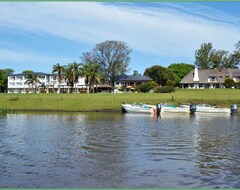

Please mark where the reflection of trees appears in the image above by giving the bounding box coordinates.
[77,112,129,187]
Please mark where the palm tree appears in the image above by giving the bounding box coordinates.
[63,62,80,93]
[24,73,41,93]
[80,62,101,93]
[63,65,74,93]
[52,63,64,93]
[71,62,80,93]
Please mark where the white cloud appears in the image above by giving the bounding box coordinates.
[0,2,240,63]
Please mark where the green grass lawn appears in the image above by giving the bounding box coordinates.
[0,89,240,112]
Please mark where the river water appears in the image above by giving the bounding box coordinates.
[0,112,240,188]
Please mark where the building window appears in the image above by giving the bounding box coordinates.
[38,76,45,79]
[16,76,23,80]
[234,76,240,82]
[208,77,217,82]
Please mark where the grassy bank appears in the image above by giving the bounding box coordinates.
[0,89,240,112]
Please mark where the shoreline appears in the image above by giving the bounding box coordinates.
[0,89,239,114]
[2,108,122,114]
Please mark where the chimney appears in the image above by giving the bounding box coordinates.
[193,67,199,82]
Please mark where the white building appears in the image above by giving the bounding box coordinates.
[180,68,240,89]
[7,72,87,93]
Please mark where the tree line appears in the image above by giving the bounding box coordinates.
[195,41,240,69]
[1,40,240,93]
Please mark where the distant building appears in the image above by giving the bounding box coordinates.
[114,75,152,91]
[180,68,240,89]
[8,72,154,93]
[7,72,86,93]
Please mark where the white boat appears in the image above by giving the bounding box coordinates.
[180,104,230,114]
[122,103,154,114]
[122,103,189,114]
[146,103,189,113]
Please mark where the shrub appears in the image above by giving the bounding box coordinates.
[235,81,240,89]
[224,78,234,88]
[139,82,153,93]
[155,86,175,93]
[166,80,175,87]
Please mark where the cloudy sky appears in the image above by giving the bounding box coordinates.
[1,2,240,74]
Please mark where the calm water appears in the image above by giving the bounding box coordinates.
[0,112,240,188]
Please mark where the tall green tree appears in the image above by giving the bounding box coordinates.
[232,41,240,67]
[83,40,132,88]
[71,62,80,93]
[144,65,175,86]
[80,61,101,93]
[194,42,213,69]
[0,68,14,93]
[52,63,64,93]
[194,42,239,69]
[63,65,74,93]
[209,49,228,69]
[24,73,41,93]
[168,63,194,81]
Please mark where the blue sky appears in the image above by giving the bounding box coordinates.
[1,2,240,75]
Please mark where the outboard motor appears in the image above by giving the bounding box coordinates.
[156,103,162,116]
[189,103,197,115]
[230,104,238,115]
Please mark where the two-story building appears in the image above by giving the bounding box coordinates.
[7,72,87,93]
[180,68,240,89]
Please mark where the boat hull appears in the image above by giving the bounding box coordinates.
[122,104,154,114]
[180,104,230,113]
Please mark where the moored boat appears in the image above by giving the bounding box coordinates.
[180,103,230,113]
[122,102,154,114]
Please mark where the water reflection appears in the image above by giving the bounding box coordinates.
[0,112,240,188]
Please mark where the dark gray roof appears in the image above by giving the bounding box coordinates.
[180,68,240,84]
[115,75,152,82]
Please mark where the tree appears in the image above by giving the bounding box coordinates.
[63,65,74,93]
[71,62,80,93]
[24,73,41,93]
[232,41,240,67]
[139,81,158,93]
[139,82,153,93]
[209,50,228,69]
[194,42,213,69]
[52,63,64,93]
[22,70,33,74]
[168,63,194,79]
[133,70,141,76]
[79,61,101,93]
[224,78,235,88]
[144,65,175,86]
[0,68,14,93]
[194,42,239,69]
[84,40,132,88]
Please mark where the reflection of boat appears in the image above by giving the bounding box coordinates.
[122,103,154,114]
[180,104,230,113]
